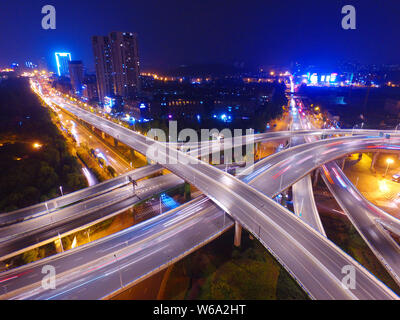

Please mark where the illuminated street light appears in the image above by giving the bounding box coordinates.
[33,142,42,150]
[385,158,394,177]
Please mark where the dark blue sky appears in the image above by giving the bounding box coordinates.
[1,0,399,72]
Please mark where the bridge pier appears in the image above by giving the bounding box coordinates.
[281,190,288,208]
[313,168,320,187]
[341,157,346,171]
[54,237,64,254]
[130,149,137,162]
[371,152,379,170]
[234,221,242,247]
[101,131,106,139]
[114,138,119,147]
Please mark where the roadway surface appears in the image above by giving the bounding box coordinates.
[0,197,234,300]
[0,165,162,227]
[321,161,400,287]
[308,115,400,288]
[290,97,326,235]
[0,174,184,261]
[57,108,132,175]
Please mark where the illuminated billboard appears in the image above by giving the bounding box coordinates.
[104,96,116,113]
[310,73,318,84]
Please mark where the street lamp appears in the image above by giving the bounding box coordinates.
[385,158,394,177]
[33,142,42,150]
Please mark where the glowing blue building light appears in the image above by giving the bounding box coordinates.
[160,193,179,210]
[55,52,72,76]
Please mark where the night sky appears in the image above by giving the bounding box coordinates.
[1,0,399,72]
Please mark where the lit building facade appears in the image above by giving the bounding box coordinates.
[92,32,140,106]
[92,36,114,104]
[55,52,72,77]
[68,60,84,95]
[109,32,140,98]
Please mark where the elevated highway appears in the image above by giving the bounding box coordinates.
[3,85,400,300]
[29,94,400,299]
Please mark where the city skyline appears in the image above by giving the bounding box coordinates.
[1,0,400,72]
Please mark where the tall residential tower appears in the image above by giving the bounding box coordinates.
[92,32,140,105]
[68,60,84,95]
[92,36,114,104]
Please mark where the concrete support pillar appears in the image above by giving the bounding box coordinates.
[114,138,119,147]
[91,126,96,132]
[54,238,64,254]
[281,190,288,208]
[371,152,379,170]
[101,131,106,139]
[130,149,137,162]
[313,168,320,187]
[341,158,346,171]
[234,221,242,247]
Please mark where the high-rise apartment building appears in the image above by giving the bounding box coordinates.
[92,36,114,104]
[82,74,98,102]
[109,32,140,98]
[92,32,140,105]
[68,60,84,95]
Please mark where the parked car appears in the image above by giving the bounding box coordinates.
[392,174,400,183]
